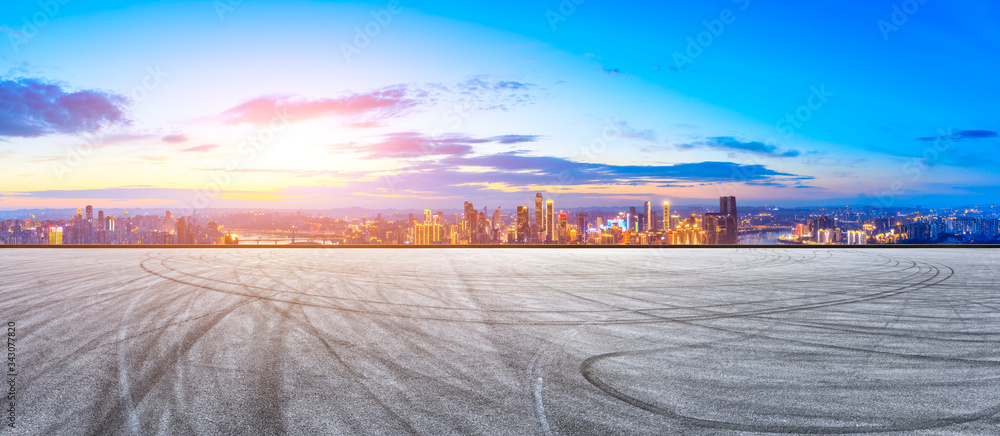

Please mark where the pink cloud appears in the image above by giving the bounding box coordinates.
[181,144,219,152]
[218,86,422,125]
[162,134,188,143]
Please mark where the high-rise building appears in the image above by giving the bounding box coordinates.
[493,206,501,230]
[48,226,63,245]
[516,206,530,243]
[175,218,187,244]
[85,205,93,224]
[558,212,568,244]
[662,201,670,231]
[424,209,432,224]
[702,213,722,245]
[576,214,587,243]
[719,196,738,244]
[464,201,477,243]
[643,202,652,232]
[545,199,554,242]
[817,229,832,244]
[535,193,543,243]
[477,211,486,243]
[720,196,737,219]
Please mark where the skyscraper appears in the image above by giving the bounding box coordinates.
[558,212,568,244]
[720,196,737,220]
[85,205,93,224]
[424,209,432,224]
[535,193,543,243]
[493,206,501,230]
[175,218,187,244]
[643,201,651,232]
[464,201,477,243]
[516,206,529,243]
[576,213,587,244]
[662,201,670,231]
[702,213,722,245]
[545,199,554,242]
[719,196,738,244]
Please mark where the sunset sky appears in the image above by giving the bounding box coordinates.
[1,1,998,210]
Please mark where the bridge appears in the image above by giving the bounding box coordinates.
[225,228,347,245]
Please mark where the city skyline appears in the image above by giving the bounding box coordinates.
[2,2,999,211]
[5,193,999,246]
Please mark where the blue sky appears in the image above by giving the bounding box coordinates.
[1,0,998,210]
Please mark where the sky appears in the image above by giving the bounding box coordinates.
[0,0,998,212]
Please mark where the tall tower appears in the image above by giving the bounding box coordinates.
[643,201,651,233]
[720,196,737,220]
[493,206,501,230]
[662,201,670,231]
[719,196,738,244]
[464,201,477,243]
[545,199,554,242]
[535,193,543,242]
[516,206,529,243]
[424,209,432,224]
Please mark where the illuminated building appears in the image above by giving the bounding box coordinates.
[847,230,867,245]
[545,199,554,242]
[516,206,530,243]
[576,214,587,243]
[535,193,543,243]
[424,209,432,224]
[643,201,652,233]
[702,213,722,245]
[817,229,832,244]
[48,227,63,245]
[415,224,445,245]
[464,201,477,243]
[662,201,670,232]
[558,212,568,244]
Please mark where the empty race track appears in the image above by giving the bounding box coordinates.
[1,248,999,435]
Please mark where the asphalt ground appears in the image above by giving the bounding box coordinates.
[1,248,998,435]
